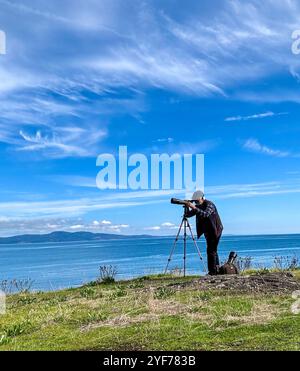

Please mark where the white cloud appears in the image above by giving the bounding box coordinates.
[225,111,287,122]
[161,222,175,227]
[154,138,174,143]
[53,176,97,188]
[1,0,300,158]
[145,221,178,232]
[69,224,84,230]
[236,89,300,104]
[18,129,92,158]
[145,226,161,231]
[0,91,110,158]
[206,180,300,199]
[2,176,300,235]
[0,0,127,36]
[242,138,290,157]
[44,174,300,211]
[100,220,112,225]
[0,217,131,236]
[0,197,164,219]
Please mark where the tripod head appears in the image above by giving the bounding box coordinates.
[183,204,189,217]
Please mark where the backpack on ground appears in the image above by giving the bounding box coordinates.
[218,251,239,275]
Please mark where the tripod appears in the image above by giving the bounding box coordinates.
[164,205,207,276]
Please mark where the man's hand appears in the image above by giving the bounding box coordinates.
[186,201,197,210]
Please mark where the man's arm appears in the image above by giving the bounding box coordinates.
[185,208,198,218]
[186,202,215,218]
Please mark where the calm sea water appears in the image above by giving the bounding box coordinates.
[0,234,299,291]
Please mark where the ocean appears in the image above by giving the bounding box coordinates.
[0,234,299,291]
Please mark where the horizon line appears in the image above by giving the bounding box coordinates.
[0,230,300,240]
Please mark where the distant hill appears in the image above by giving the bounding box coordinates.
[0,231,152,244]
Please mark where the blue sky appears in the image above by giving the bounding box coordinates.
[0,0,300,236]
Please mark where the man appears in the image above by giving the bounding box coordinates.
[185,190,223,275]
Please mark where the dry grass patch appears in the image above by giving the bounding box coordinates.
[79,286,288,333]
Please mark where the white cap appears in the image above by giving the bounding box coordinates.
[191,190,204,200]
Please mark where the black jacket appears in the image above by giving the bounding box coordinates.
[186,200,223,239]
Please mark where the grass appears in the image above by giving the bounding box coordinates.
[0,274,299,351]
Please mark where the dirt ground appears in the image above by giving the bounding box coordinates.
[167,272,300,293]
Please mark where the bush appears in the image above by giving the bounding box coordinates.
[236,256,252,273]
[170,267,183,276]
[0,278,34,294]
[274,255,299,271]
[98,265,117,284]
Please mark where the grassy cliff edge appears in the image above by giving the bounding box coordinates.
[0,271,300,351]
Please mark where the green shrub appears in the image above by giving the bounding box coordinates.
[3,321,32,338]
[98,265,117,284]
[80,287,96,299]
[110,286,127,299]
[154,287,174,300]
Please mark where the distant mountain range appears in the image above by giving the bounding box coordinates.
[0,231,152,244]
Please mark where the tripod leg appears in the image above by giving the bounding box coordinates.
[183,218,187,277]
[186,219,207,273]
[164,218,184,275]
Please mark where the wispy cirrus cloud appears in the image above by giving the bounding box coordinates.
[153,138,174,144]
[1,0,300,158]
[0,196,165,219]
[39,176,300,205]
[225,111,288,122]
[1,177,300,235]
[18,128,96,158]
[236,89,300,104]
[242,138,290,158]
[0,92,144,158]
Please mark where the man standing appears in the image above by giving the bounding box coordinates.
[185,190,223,275]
